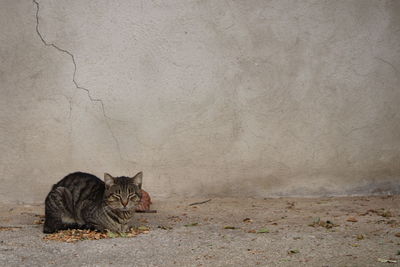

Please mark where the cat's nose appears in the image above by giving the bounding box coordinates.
[121,200,128,207]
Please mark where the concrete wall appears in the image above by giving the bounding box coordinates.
[1,0,399,203]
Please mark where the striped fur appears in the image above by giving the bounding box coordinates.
[43,172,143,233]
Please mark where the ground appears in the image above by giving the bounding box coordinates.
[0,196,399,266]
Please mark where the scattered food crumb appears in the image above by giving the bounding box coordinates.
[34,219,44,225]
[138,218,148,223]
[362,209,393,218]
[43,227,150,243]
[308,217,339,229]
[168,216,182,222]
[286,201,295,209]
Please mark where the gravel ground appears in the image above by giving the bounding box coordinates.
[0,196,399,266]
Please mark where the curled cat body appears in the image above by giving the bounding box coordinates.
[43,171,143,233]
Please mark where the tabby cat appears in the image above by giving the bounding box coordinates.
[43,171,143,233]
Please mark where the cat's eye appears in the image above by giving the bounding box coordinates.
[109,194,120,200]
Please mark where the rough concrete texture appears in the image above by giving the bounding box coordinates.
[0,196,400,266]
[0,0,400,203]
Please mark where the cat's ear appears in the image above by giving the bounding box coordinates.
[132,172,143,189]
[104,173,115,188]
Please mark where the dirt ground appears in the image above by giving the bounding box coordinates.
[0,196,399,266]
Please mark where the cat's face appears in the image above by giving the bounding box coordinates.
[103,172,143,211]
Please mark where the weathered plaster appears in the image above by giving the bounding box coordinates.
[32,0,125,164]
[0,0,399,203]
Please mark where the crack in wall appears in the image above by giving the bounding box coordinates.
[375,57,400,76]
[33,0,130,165]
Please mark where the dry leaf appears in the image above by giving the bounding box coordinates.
[347,217,358,222]
[184,223,198,227]
[0,227,20,231]
[356,234,365,240]
[135,190,152,212]
[377,258,397,263]
[158,225,173,230]
[288,249,300,254]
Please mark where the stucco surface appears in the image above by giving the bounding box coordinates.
[0,0,399,203]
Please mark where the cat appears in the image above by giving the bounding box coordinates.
[43,171,143,233]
